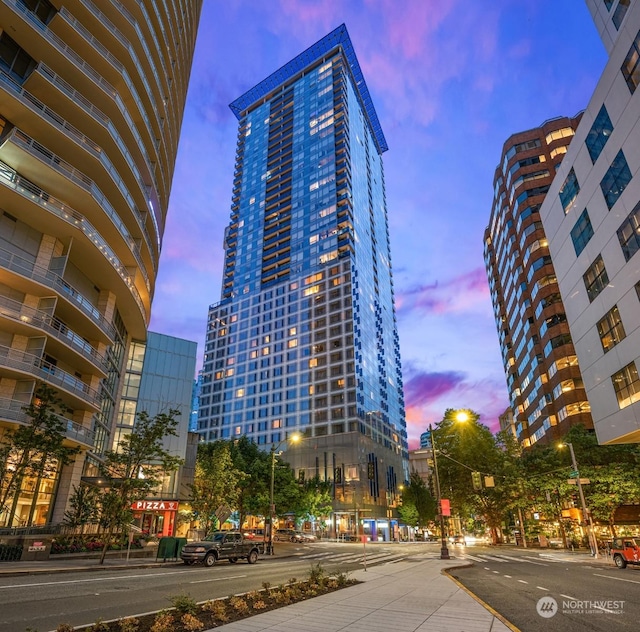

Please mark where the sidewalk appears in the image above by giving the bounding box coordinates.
[207,557,515,632]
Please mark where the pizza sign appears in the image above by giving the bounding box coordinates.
[131,500,178,511]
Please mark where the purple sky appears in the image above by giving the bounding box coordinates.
[149,0,607,449]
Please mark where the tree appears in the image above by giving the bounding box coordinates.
[299,476,333,525]
[191,441,244,534]
[96,409,182,564]
[0,383,81,527]
[63,484,100,534]
[399,471,436,528]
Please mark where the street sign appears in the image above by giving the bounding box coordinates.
[440,499,451,516]
[567,478,590,485]
[570,470,579,478]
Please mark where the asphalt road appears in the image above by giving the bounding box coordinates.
[449,546,640,632]
[0,541,411,632]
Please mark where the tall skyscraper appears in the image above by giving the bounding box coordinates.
[483,116,594,447]
[198,25,408,539]
[537,1,640,444]
[0,1,202,527]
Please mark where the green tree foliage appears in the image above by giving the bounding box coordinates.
[435,409,519,543]
[63,484,100,533]
[0,383,81,527]
[191,441,244,533]
[399,471,436,527]
[96,409,183,564]
[299,476,333,523]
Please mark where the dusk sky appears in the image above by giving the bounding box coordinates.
[149,0,608,449]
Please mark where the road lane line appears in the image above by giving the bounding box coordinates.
[492,570,500,574]
[537,586,549,591]
[561,594,577,600]
[593,573,640,585]
[518,580,528,584]
[504,575,512,578]
[0,570,240,590]
[484,567,491,570]
[190,574,247,584]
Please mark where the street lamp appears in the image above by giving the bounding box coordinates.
[267,432,301,555]
[430,410,470,560]
[560,441,598,558]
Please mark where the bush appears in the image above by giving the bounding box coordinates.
[150,612,174,632]
[168,593,198,616]
[117,617,139,632]
[181,613,204,631]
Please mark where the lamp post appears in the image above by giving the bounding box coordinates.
[429,423,450,560]
[267,432,301,556]
[561,441,598,558]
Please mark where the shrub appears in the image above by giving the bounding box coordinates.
[118,617,139,632]
[150,612,174,632]
[253,599,268,610]
[88,620,109,632]
[308,562,325,585]
[202,599,228,621]
[181,613,204,631]
[169,593,198,616]
[56,624,75,632]
[229,596,250,614]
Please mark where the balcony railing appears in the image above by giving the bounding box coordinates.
[0,159,147,317]
[0,345,101,408]
[0,294,108,372]
[0,246,115,340]
[0,397,95,447]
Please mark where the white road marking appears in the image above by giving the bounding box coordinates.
[484,567,491,570]
[190,574,247,584]
[460,554,489,563]
[504,575,512,578]
[537,586,549,591]
[518,580,528,584]
[492,570,500,574]
[593,573,640,585]
[561,594,578,600]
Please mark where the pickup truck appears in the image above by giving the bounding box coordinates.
[180,531,260,567]
[610,537,640,569]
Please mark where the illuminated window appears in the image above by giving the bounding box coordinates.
[622,29,640,94]
[288,339,298,348]
[597,305,626,353]
[612,362,640,409]
[545,127,574,144]
[236,388,245,397]
[559,168,580,213]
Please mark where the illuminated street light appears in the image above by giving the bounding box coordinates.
[267,432,301,555]
[559,441,598,558]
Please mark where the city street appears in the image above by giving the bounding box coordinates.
[450,546,640,631]
[0,541,411,632]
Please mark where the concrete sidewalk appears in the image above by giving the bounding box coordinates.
[208,557,516,632]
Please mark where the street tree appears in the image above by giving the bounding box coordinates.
[96,409,182,564]
[191,441,244,533]
[63,484,100,534]
[399,471,436,528]
[299,476,333,525]
[0,383,81,527]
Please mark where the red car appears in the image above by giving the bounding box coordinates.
[611,537,640,569]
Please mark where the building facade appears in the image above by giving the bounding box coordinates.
[0,0,202,527]
[538,1,640,444]
[198,25,408,538]
[484,116,594,447]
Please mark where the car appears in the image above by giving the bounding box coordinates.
[274,528,301,542]
[449,534,466,545]
[180,531,261,567]
[611,537,640,569]
[296,531,317,542]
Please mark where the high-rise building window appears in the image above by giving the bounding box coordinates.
[559,168,580,213]
[600,150,632,210]
[621,29,640,94]
[612,361,640,409]
[604,0,614,9]
[597,305,626,353]
[583,255,609,302]
[570,209,594,256]
[613,0,630,30]
[617,200,640,261]
[585,104,613,164]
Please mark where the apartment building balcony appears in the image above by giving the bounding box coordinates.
[0,294,108,376]
[0,397,95,449]
[0,344,101,410]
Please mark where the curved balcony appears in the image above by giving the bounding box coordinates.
[0,397,95,449]
[0,159,147,319]
[0,246,115,342]
[0,345,101,409]
[0,294,108,375]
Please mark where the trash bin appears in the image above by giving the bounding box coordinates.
[156,536,177,561]
[174,537,187,559]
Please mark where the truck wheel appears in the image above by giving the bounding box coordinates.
[229,557,237,563]
[247,549,259,564]
[614,554,627,569]
[204,553,216,567]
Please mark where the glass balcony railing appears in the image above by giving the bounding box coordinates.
[0,159,147,318]
[0,246,115,340]
[0,397,95,447]
[0,294,108,372]
[0,345,101,408]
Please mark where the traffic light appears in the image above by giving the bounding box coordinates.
[367,462,375,480]
[334,467,342,484]
[471,471,482,491]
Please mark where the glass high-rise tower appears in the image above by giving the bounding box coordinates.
[198,25,408,538]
